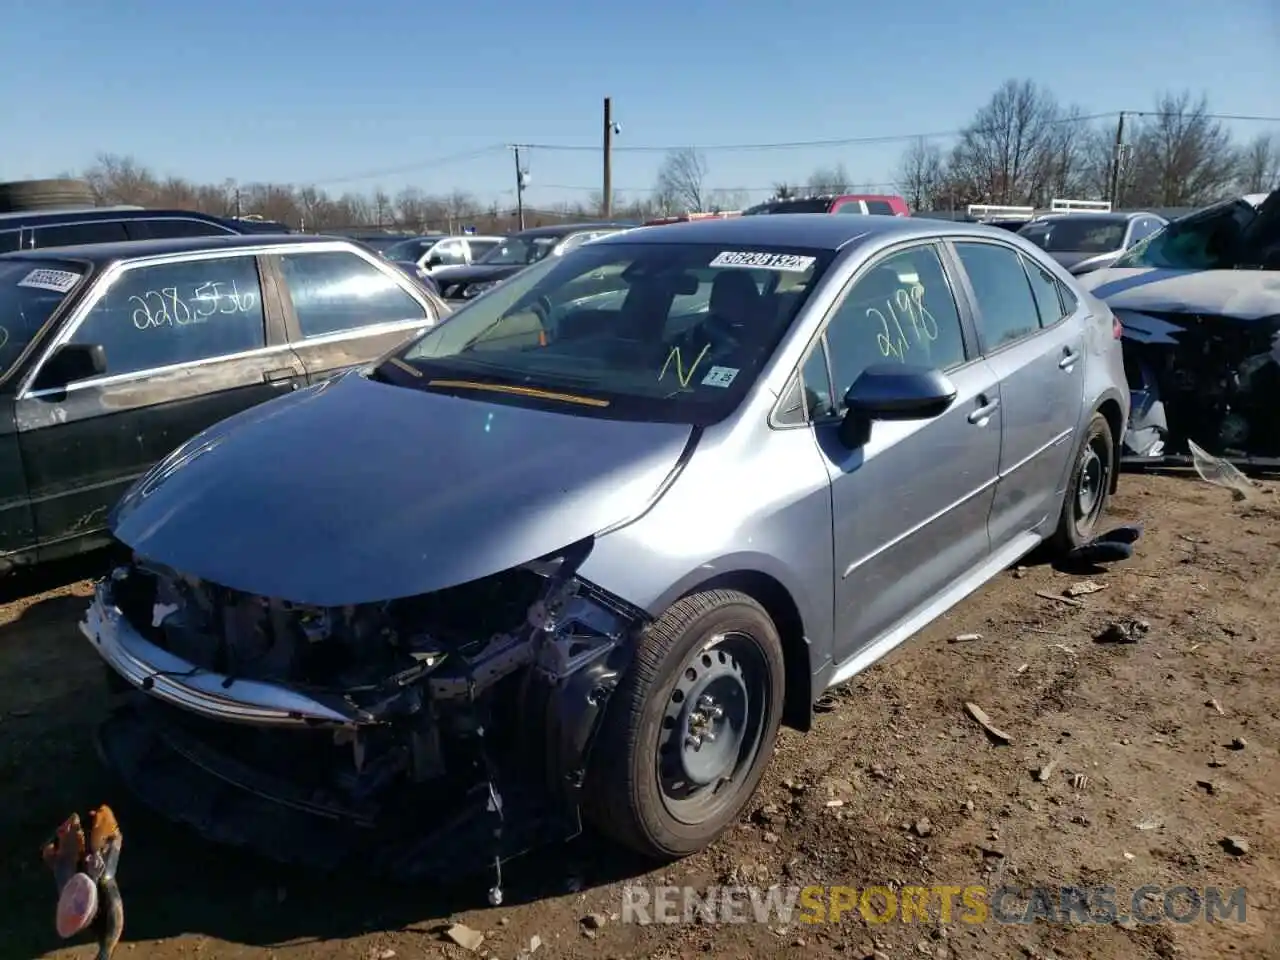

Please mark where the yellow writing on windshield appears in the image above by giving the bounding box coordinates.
[658,342,711,388]
[426,379,610,407]
[388,357,423,377]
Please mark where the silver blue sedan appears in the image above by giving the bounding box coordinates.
[84,213,1129,878]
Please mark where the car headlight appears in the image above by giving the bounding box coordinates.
[463,280,497,299]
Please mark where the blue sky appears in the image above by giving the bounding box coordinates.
[3,0,1277,210]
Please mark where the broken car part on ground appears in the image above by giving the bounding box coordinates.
[1080,189,1280,468]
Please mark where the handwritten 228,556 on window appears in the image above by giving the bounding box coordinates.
[129,280,258,331]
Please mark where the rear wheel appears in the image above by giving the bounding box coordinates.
[583,589,785,859]
[1050,411,1114,553]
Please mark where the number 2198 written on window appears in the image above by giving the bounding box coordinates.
[70,257,266,377]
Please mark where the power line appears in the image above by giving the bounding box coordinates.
[515,112,1123,154]
[312,144,507,187]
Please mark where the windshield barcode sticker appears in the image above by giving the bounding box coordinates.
[702,365,739,388]
[710,251,816,272]
[18,268,81,293]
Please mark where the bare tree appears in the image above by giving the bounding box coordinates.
[654,147,709,213]
[948,79,1067,205]
[83,154,160,205]
[894,138,945,210]
[1236,133,1279,194]
[708,188,750,211]
[806,163,851,195]
[1125,92,1238,206]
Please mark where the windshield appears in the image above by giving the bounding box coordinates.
[1112,199,1257,270]
[0,259,87,378]
[384,238,439,261]
[1018,218,1127,253]
[379,240,835,424]
[477,236,561,266]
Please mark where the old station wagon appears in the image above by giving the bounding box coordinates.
[0,233,446,570]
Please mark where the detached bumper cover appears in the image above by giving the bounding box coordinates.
[81,582,362,728]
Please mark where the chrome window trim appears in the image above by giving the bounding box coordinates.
[17,240,436,400]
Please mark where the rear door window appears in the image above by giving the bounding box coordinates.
[67,254,267,377]
[0,230,21,253]
[954,242,1041,350]
[277,249,429,338]
[1021,254,1067,327]
[834,200,866,214]
[32,220,129,248]
[865,200,895,215]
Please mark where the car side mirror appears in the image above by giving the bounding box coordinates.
[837,364,957,449]
[426,254,444,268]
[32,342,107,391]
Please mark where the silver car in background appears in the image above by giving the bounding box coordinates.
[84,214,1128,881]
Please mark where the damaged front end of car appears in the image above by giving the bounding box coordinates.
[1119,308,1280,465]
[83,535,648,886]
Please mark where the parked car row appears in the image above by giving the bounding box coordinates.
[59,209,1130,886]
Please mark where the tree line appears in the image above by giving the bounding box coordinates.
[69,80,1277,233]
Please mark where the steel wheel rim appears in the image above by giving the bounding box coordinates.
[655,631,770,825]
[1074,435,1109,534]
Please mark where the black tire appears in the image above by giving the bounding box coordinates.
[0,178,97,213]
[583,589,785,859]
[1049,411,1115,554]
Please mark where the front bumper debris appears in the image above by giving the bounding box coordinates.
[81,583,361,728]
[82,550,647,884]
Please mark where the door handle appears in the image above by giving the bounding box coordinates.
[264,367,301,389]
[1059,349,1080,370]
[967,397,999,425]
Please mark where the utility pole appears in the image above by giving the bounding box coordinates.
[1108,112,1126,207]
[602,96,613,219]
[512,145,526,230]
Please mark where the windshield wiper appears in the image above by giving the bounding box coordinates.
[423,378,611,407]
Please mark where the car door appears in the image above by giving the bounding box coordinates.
[798,241,1002,665]
[13,251,302,558]
[424,239,468,271]
[949,240,1085,551]
[267,245,438,383]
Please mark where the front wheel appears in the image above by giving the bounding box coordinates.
[583,589,785,859]
[1049,411,1115,554]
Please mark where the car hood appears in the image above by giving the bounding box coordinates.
[1066,251,1123,276]
[431,263,524,286]
[1045,250,1102,270]
[1077,267,1280,321]
[109,371,695,607]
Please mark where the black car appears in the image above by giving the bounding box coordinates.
[0,234,446,570]
[0,205,289,253]
[432,222,631,301]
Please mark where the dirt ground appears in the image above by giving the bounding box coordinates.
[1,473,1276,960]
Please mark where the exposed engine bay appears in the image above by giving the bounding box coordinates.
[1120,310,1280,461]
[86,538,646,890]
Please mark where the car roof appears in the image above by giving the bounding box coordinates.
[514,222,633,238]
[0,206,237,226]
[1025,211,1155,225]
[596,212,1019,250]
[0,232,340,264]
